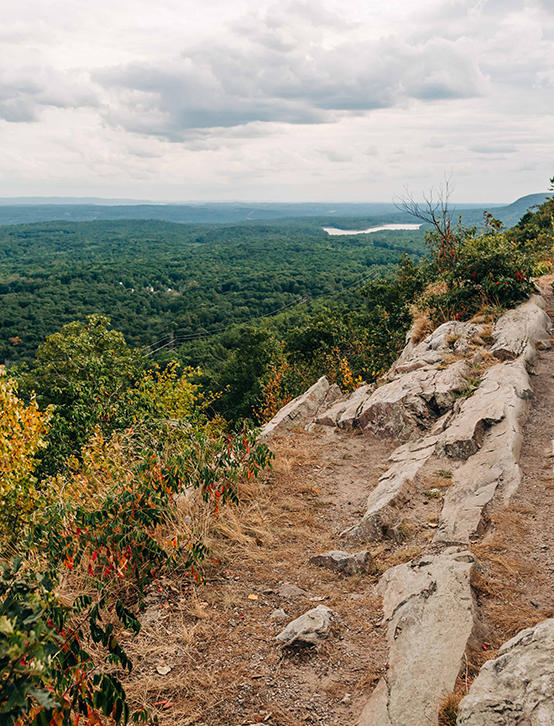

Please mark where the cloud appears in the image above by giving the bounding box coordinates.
[0,67,98,123]
[92,1,490,140]
[469,144,517,154]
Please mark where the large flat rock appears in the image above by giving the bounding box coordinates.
[435,359,532,460]
[435,358,531,544]
[491,296,552,363]
[457,619,554,725]
[358,549,478,726]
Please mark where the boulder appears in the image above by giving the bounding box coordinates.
[354,361,472,441]
[309,550,374,575]
[275,605,336,646]
[457,619,554,725]
[358,550,478,726]
[260,376,332,436]
[315,383,374,428]
[491,296,553,363]
[355,367,438,440]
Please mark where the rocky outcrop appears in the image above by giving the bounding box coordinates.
[343,436,438,541]
[260,376,341,436]
[457,619,554,725]
[358,549,478,726]
[491,295,553,362]
[435,358,532,460]
[315,383,374,428]
[354,361,470,440]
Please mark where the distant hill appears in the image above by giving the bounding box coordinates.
[456,193,550,228]
[0,200,495,227]
[0,194,547,228]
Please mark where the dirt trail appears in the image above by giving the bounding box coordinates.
[467,277,554,655]
[122,428,402,726]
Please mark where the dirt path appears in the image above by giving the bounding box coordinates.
[121,428,403,726]
[465,277,554,679]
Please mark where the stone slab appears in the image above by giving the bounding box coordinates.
[343,437,438,541]
[358,550,478,726]
[491,296,552,363]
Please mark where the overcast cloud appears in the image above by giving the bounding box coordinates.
[0,0,553,201]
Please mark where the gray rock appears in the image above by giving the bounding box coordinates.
[436,360,532,460]
[457,619,554,725]
[275,604,336,646]
[278,583,308,599]
[343,437,438,541]
[269,608,288,622]
[491,296,552,363]
[309,550,374,575]
[358,550,478,726]
[353,360,471,441]
[260,376,330,436]
[315,383,373,427]
[354,367,437,440]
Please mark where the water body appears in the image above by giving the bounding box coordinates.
[323,223,422,236]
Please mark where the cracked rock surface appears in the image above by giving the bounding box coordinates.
[457,619,554,726]
[358,550,478,726]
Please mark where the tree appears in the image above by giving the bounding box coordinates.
[19,315,144,474]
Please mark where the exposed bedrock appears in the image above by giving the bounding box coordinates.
[342,436,438,541]
[358,549,479,726]
[260,376,341,437]
[315,383,374,428]
[490,295,553,363]
[457,619,554,726]
[435,358,532,461]
[354,360,471,439]
[391,320,488,374]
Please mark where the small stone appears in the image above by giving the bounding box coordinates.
[341,693,352,705]
[269,608,288,622]
[308,550,374,575]
[278,583,308,599]
[275,605,336,646]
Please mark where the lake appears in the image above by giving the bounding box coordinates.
[323,223,422,236]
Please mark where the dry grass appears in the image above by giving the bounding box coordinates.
[112,429,391,725]
[409,308,436,344]
[470,508,550,644]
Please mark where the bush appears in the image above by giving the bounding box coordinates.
[422,218,539,323]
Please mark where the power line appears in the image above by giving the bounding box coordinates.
[143,266,385,357]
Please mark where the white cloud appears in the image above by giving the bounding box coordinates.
[0,0,552,201]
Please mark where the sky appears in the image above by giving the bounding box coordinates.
[1,0,553,203]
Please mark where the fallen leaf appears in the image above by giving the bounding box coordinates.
[309,596,326,602]
[248,594,259,601]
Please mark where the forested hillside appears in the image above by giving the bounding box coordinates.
[0,218,426,364]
